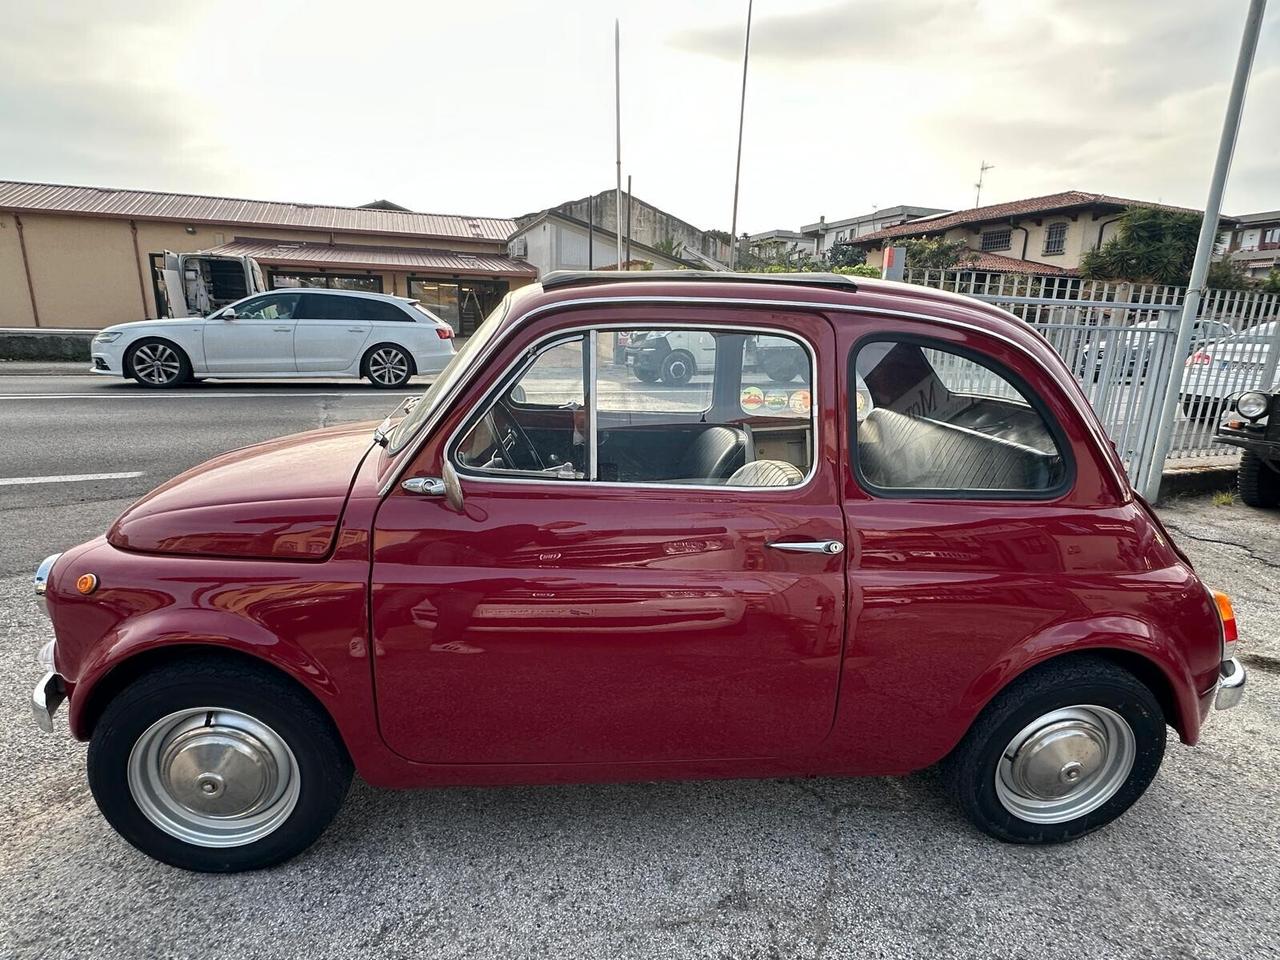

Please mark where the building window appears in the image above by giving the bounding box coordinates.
[1262,227,1280,250]
[1043,223,1067,256]
[269,271,382,292]
[980,229,1012,252]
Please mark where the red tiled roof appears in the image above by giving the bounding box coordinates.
[856,190,1217,243]
[950,251,1077,276]
[206,237,537,277]
[0,180,517,243]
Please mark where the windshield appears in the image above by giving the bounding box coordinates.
[386,294,511,453]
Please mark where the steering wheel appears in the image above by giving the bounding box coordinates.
[487,401,545,471]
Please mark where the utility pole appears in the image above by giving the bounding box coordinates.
[626,174,632,266]
[614,19,624,271]
[728,0,753,270]
[1144,0,1267,501]
[974,161,994,208]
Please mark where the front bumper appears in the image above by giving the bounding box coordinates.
[32,672,66,733]
[1216,657,1247,710]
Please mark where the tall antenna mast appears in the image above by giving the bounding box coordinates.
[728,0,753,269]
[614,19,624,271]
[974,160,994,207]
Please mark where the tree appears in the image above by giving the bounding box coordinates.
[1260,268,1280,294]
[825,242,866,268]
[1206,258,1255,290]
[1079,206,1218,285]
[898,237,979,270]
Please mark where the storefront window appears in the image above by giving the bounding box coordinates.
[408,277,509,336]
[269,271,382,292]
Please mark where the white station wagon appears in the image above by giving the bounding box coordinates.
[90,288,456,388]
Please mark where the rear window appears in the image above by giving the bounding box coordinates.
[851,338,1068,497]
[298,294,406,322]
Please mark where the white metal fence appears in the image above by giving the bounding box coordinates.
[902,269,1280,486]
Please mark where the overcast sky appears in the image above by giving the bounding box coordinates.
[1,0,1276,233]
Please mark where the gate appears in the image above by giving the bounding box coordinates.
[901,269,1280,489]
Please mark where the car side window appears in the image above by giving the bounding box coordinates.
[361,300,411,323]
[852,337,1068,496]
[233,293,299,320]
[454,337,587,479]
[450,326,816,488]
[298,294,364,321]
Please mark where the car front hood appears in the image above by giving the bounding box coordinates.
[107,423,377,560]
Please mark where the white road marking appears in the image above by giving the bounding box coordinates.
[0,471,145,486]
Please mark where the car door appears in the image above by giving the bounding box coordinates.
[370,309,846,765]
[202,292,300,373]
[293,293,375,372]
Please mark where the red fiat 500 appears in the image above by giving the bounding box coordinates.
[31,272,1246,872]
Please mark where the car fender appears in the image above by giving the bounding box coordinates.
[953,614,1205,749]
[66,605,346,743]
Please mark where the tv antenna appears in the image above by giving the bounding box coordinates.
[974,160,995,207]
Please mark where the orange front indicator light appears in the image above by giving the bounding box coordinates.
[76,573,99,595]
[1213,590,1237,650]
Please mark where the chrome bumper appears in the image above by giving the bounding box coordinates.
[1216,657,1246,711]
[32,672,66,733]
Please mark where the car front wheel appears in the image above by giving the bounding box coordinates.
[362,344,415,388]
[941,656,1165,843]
[87,657,352,872]
[1238,450,1280,507]
[126,339,192,388]
[660,350,696,386]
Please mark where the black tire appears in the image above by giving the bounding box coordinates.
[125,338,192,388]
[87,657,353,872]
[361,343,415,388]
[762,352,804,383]
[940,655,1166,844]
[1238,450,1280,508]
[660,350,696,386]
[633,366,660,383]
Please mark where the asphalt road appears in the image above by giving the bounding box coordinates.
[2,373,1278,960]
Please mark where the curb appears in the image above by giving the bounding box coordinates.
[1158,463,1237,500]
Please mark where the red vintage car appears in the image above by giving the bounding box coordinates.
[31,271,1246,872]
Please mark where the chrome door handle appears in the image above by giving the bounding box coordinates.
[766,540,844,555]
[273,326,291,332]
[402,477,446,496]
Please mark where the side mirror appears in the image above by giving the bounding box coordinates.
[442,460,465,512]
[222,308,237,320]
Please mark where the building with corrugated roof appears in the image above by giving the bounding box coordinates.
[0,180,536,333]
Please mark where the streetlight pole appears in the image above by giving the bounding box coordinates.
[1143,0,1267,500]
[728,0,753,270]
[614,19,624,272]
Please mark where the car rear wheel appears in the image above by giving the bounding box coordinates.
[660,350,696,386]
[87,658,352,872]
[362,344,415,388]
[940,656,1165,843]
[1238,450,1280,508]
[125,339,192,388]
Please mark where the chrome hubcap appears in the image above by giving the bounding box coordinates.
[128,708,300,847]
[132,343,180,384]
[667,360,688,380]
[995,705,1135,824]
[369,348,410,385]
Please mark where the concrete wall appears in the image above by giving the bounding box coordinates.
[0,211,523,329]
[557,193,730,263]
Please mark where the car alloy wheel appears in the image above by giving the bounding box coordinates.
[368,347,411,386]
[127,707,301,848]
[993,705,1135,824]
[132,343,183,385]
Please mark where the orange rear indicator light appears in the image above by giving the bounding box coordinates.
[1213,591,1237,648]
[76,573,99,595]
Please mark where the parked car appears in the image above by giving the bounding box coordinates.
[32,270,1244,872]
[1084,318,1233,381]
[626,330,810,385]
[90,288,456,388]
[1179,319,1280,419]
[1215,389,1280,506]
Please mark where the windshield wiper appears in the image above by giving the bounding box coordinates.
[372,395,423,448]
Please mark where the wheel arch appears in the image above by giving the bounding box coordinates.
[70,642,350,761]
[361,341,417,376]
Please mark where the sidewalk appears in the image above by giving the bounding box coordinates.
[0,361,91,376]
